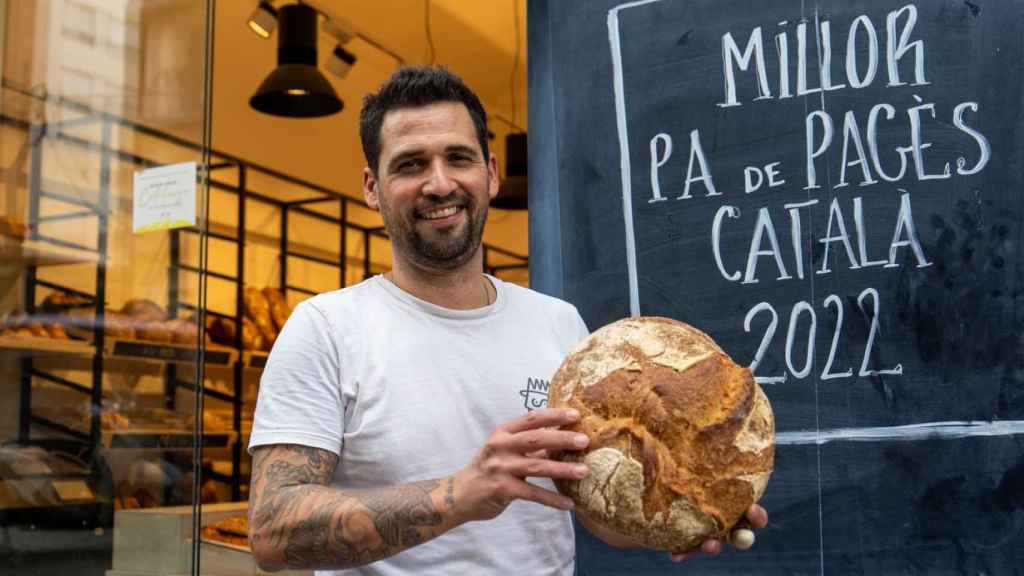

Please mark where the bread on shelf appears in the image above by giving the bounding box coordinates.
[201,515,249,547]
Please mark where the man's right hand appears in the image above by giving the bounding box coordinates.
[451,408,590,523]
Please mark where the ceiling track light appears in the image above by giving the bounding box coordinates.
[247,0,277,38]
[249,2,343,118]
[326,45,357,79]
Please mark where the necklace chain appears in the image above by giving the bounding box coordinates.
[386,272,492,307]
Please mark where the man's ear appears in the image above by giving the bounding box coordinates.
[362,167,380,210]
[487,153,500,201]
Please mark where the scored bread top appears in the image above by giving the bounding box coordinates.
[550,316,774,552]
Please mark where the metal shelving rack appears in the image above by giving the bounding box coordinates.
[1,80,530,501]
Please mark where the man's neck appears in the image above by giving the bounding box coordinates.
[386,253,492,310]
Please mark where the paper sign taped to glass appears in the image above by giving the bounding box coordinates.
[132,161,197,233]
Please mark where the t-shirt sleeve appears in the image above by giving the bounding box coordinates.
[562,304,590,353]
[247,300,344,456]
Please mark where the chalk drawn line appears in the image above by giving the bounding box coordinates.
[609,0,668,317]
[777,420,1024,445]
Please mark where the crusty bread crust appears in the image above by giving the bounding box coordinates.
[550,316,774,552]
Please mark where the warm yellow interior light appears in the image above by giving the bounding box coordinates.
[248,20,271,38]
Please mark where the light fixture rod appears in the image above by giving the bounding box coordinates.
[299,0,406,65]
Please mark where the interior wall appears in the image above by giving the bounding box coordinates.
[207,0,530,275]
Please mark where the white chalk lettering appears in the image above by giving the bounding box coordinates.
[853,197,889,267]
[837,110,878,188]
[817,20,846,92]
[846,15,879,88]
[866,103,910,182]
[741,293,904,382]
[775,26,792,99]
[785,301,816,379]
[743,207,792,284]
[886,191,931,268]
[719,27,772,108]
[857,287,904,375]
[805,110,834,190]
[822,294,854,380]
[886,4,929,87]
[766,162,785,187]
[953,101,991,175]
[744,302,787,384]
[784,200,819,279]
[796,21,822,97]
[712,205,742,281]
[817,197,861,275]
[744,166,764,194]
[680,129,719,198]
[649,133,672,203]
[907,96,952,180]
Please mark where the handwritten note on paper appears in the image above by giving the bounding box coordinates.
[132,161,197,233]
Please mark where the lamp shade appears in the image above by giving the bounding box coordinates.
[249,3,342,118]
[250,64,343,117]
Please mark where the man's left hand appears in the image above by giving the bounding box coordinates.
[669,504,769,562]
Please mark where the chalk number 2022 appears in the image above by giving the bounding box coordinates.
[745,288,903,383]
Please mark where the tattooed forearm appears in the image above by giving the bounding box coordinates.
[360,480,443,548]
[249,445,460,571]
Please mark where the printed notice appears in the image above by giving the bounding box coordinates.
[132,161,197,233]
[52,479,95,501]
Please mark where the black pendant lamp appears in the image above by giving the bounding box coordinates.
[493,132,528,210]
[250,3,342,118]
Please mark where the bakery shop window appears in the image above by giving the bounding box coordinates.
[1,0,219,573]
[2,0,529,574]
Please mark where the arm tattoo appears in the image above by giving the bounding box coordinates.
[249,444,453,571]
[445,476,455,510]
[359,480,443,548]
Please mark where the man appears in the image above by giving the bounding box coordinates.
[247,66,767,575]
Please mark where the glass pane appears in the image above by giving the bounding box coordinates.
[0,0,211,574]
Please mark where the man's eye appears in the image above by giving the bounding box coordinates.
[449,154,474,165]
[397,159,422,172]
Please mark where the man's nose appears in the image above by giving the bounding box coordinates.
[423,157,458,196]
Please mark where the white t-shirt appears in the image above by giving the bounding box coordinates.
[249,274,590,576]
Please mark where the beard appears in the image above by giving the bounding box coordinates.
[379,191,488,270]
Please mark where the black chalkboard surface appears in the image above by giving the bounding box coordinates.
[528,0,1024,573]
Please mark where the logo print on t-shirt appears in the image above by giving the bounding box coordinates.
[519,378,550,412]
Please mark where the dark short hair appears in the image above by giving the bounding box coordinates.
[359,66,490,174]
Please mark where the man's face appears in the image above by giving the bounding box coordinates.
[363,101,498,271]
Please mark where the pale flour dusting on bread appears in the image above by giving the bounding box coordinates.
[734,385,774,454]
[572,319,717,393]
[578,447,717,550]
[626,318,723,374]
[577,448,643,517]
[666,496,718,546]
[737,472,771,500]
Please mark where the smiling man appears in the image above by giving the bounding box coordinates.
[246,67,766,576]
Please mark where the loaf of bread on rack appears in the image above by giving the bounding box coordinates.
[163,318,198,345]
[241,317,266,350]
[102,312,136,340]
[204,316,235,346]
[244,287,276,348]
[0,215,27,239]
[201,515,249,547]
[1,312,67,338]
[121,299,166,323]
[40,292,93,313]
[263,287,292,332]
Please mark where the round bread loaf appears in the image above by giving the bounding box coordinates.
[549,316,774,552]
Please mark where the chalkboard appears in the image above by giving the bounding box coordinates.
[528,0,1024,574]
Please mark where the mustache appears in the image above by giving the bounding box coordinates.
[414,193,472,212]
